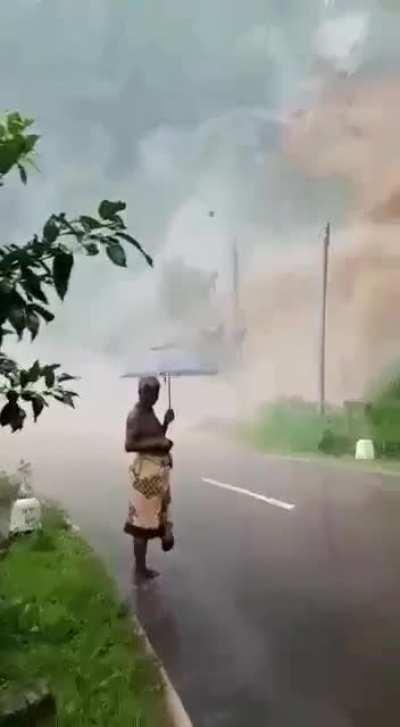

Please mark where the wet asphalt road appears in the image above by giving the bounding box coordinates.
[46,432,400,727]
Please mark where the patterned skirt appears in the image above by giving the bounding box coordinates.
[124,454,171,539]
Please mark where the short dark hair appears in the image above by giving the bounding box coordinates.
[138,376,160,392]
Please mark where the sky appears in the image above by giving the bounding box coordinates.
[2,0,400,455]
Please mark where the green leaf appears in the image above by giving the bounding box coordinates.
[19,370,30,389]
[32,237,45,255]
[0,402,16,428]
[26,311,40,341]
[26,157,40,173]
[23,134,40,154]
[58,373,78,383]
[6,112,23,133]
[28,360,41,383]
[8,302,26,338]
[98,200,126,220]
[117,232,153,267]
[21,272,48,304]
[20,390,35,401]
[84,243,99,256]
[80,216,101,231]
[54,391,77,408]
[42,218,59,244]
[44,368,55,389]
[63,392,77,408]
[30,304,54,324]
[0,137,25,175]
[5,390,18,404]
[18,164,27,185]
[12,409,26,431]
[0,401,25,431]
[32,395,45,422]
[0,355,17,377]
[53,250,74,300]
[105,242,127,268]
[109,214,125,228]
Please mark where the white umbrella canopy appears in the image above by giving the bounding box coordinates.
[121,347,218,407]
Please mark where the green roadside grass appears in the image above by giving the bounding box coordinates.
[239,400,400,480]
[0,504,166,727]
[241,400,347,455]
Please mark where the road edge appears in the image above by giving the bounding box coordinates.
[259,450,400,480]
[132,617,193,727]
[193,424,400,482]
[225,432,400,482]
[64,514,193,725]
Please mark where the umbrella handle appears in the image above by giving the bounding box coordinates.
[168,375,172,409]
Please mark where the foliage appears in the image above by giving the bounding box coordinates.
[0,112,153,431]
[369,365,400,405]
[363,365,400,453]
[246,390,400,460]
[318,429,353,457]
[0,112,39,186]
[0,508,165,726]
[243,398,350,456]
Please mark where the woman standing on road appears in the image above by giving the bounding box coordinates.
[124,376,175,583]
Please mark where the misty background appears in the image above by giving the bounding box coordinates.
[1,0,400,474]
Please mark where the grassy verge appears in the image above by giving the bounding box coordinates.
[240,399,400,478]
[0,504,166,727]
[241,400,349,455]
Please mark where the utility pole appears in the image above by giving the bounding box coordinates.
[232,241,242,362]
[232,241,239,321]
[319,222,330,416]
[207,211,244,364]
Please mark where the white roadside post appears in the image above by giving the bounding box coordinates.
[9,469,42,535]
[9,497,42,534]
[355,439,375,461]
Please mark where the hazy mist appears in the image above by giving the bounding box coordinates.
[2,0,400,483]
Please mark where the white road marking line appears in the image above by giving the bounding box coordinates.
[201,478,295,511]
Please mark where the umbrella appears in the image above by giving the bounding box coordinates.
[121,347,218,407]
